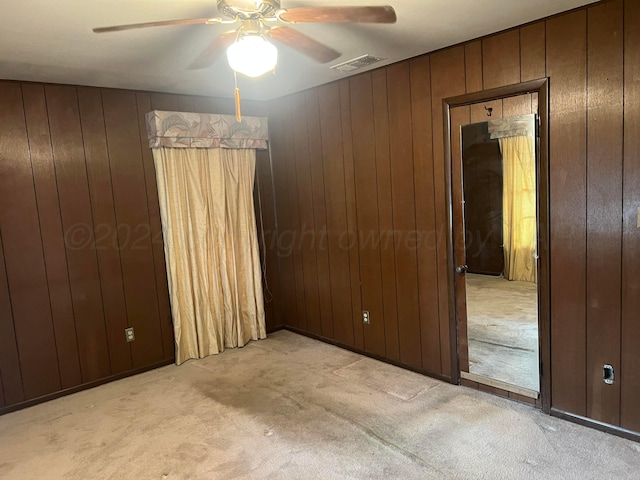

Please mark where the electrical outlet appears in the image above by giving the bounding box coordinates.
[125,327,135,342]
[362,310,370,325]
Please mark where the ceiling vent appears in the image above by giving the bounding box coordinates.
[330,54,386,73]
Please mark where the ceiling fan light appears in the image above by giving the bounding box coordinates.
[227,35,278,78]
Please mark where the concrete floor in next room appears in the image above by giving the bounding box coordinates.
[466,273,540,392]
[0,330,638,480]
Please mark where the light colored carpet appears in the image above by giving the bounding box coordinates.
[466,273,540,391]
[0,330,638,480]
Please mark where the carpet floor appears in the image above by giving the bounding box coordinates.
[0,330,638,479]
[466,273,539,391]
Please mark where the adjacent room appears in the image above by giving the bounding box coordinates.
[1,0,639,478]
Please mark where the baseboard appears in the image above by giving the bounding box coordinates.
[550,408,640,443]
[460,371,539,399]
[267,324,285,334]
[0,358,175,416]
[282,326,453,384]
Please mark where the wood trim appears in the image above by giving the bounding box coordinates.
[444,79,548,108]
[267,325,285,334]
[283,326,453,384]
[460,371,539,399]
[0,358,174,416]
[442,78,551,413]
[537,80,551,414]
[551,408,640,443]
[442,102,460,386]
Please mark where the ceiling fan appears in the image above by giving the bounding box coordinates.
[93,0,397,78]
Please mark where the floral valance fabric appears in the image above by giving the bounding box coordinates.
[146,110,269,150]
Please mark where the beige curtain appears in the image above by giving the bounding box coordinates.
[152,147,266,365]
[500,135,537,283]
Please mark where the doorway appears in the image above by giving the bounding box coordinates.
[443,80,550,411]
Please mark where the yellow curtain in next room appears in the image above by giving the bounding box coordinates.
[152,147,266,365]
[500,135,537,284]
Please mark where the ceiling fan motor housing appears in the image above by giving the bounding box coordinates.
[217,0,281,20]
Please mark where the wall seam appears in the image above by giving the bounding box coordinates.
[26,85,63,389]
[100,89,133,368]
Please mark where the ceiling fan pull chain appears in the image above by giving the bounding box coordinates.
[234,71,242,123]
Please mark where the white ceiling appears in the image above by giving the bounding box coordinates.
[0,0,597,101]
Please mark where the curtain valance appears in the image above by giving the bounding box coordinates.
[488,114,535,140]
[146,110,269,150]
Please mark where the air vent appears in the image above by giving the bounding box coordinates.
[330,54,386,73]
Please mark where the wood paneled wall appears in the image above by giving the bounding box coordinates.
[267,0,640,432]
[0,81,276,412]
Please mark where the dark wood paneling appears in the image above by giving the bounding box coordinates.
[101,89,164,368]
[0,228,23,405]
[135,92,174,361]
[177,95,197,113]
[520,22,546,81]
[470,99,503,124]
[350,73,386,356]
[621,0,640,433]
[0,367,4,407]
[254,148,280,331]
[585,0,624,427]
[502,94,532,118]
[224,1,640,436]
[372,70,400,362]
[149,93,180,111]
[266,100,298,329]
[547,10,588,416]
[291,93,322,336]
[317,83,355,346]
[305,90,334,339]
[76,87,132,374]
[387,63,421,369]
[410,57,441,373]
[22,84,83,389]
[340,79,365,351]
[482,30,521,89]
[214,97,237,116]
[241,100,268,117]
[0,82,62,399]
[430,46,467,377]
[0,81,277,411]
[190,96,217,114]
[46,85,112,382]
[464,41,483,94]
[282,98,308,332]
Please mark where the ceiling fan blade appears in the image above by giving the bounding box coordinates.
[93,18,222,33]
[278,6,396,24]
[269,27,340,64]
[189,31,238,70]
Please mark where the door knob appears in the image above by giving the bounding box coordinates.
[455,264,469,274]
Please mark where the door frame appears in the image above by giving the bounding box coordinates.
[443,78,551,413]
